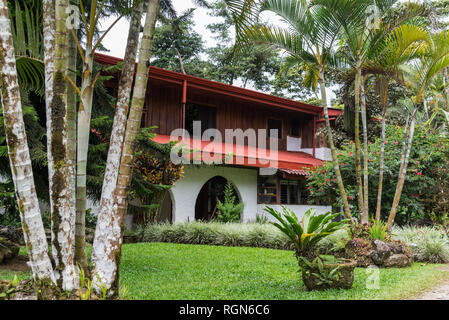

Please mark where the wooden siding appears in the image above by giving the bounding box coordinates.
[142,83,315,151]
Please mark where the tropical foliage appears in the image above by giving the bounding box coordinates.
[264,207,349,256]
[306,125,449,225]
[216,181,244,222]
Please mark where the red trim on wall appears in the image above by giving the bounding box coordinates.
[313,116,317,158]
[316,117,336,123]
[182,80,187,131]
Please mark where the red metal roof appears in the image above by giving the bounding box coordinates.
[278,168,310,176]
[152,134,322,171]
[320,108,344,118]
[94,52,323,116]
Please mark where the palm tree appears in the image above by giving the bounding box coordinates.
[0,0,55,287]
[311,0,424,224]
[226,0,354,222]
[92,0,211,297]
[92,0,160,298]
[366,24,431,221]
[387,29,449,228]
[48,0,79,290]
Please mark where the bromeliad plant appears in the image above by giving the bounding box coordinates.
[264,206,355,290]
[369,220,389,241]
[264,206,349,258]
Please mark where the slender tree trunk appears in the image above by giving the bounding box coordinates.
[360,76,369,223]
[67,1,79,270]
[423,93,429,121]
[43,0,55,258]
[174,46,186,74]
[49,0,78,290]
[75,0,103,270]
[0,0,55,284]
[92,0,159,297]
[319,71,353,222]
[74,45,93,272]
[96,0,143,239]
[387,107,418,229]
[443,68,449,109]
[354,64,365,223]
[375,106,387,221]
[398,114,411,178]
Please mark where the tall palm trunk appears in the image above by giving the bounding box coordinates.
[92,0,159,297]
[97,1,143,238]
[375,105,387,221]
[354,63,365,223]
[75,0,104,271]
[360,76,369,223]
[0,0,55,284]
[319,71,353,222]
[74,45,93,271]
[49,0,78,290]
[387,107,418,229]
[398,114,411,180]
[43,0,56,222]
[68,1,78,269]
[443,68,449,109]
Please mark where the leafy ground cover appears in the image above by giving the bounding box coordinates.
[1,243,448,300]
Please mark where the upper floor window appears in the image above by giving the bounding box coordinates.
[291,119,301,137]
[185,103,216,136]
[268,119,282,139]
[141,102,148,128]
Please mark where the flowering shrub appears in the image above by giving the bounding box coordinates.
[306,125,449,225]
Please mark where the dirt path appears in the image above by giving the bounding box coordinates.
[410,265,449,300]
[414,283,449,300]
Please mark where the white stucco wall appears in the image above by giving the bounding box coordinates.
[257,204,333,223]
[286,136,302,152]
[300,147,332,161]
[170,165,259,223]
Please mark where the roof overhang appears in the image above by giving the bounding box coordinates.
[152,134,323,172]
[94,52,323,116]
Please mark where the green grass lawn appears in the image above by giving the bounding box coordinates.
[2,243,448,300]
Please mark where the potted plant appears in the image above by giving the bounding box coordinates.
[264,206,355,291]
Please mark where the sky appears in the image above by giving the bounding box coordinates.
[99,0,217,58]
[98,0,336,103]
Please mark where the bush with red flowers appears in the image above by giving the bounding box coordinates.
[306,125,449,225]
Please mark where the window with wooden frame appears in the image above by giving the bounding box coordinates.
[257,175,278,204]
[185,103,217,136]
[290,118,301,137]
[280,179,308,205]
[141,102,148,128]
[267,119,282,139]
[258,174,309,205]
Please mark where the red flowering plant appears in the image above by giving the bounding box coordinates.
[306,125,449,225]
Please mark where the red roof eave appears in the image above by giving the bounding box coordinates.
[152,134,322,172]
[94,52,323,116]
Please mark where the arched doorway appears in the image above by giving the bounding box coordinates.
[194,176,241,221]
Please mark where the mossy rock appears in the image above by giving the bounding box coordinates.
[0,237,20,264]
[0,280,14,300]
[345,238,373,267]
[345,238,413,268]
[0,227,24,245]
[301,261,357,291]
